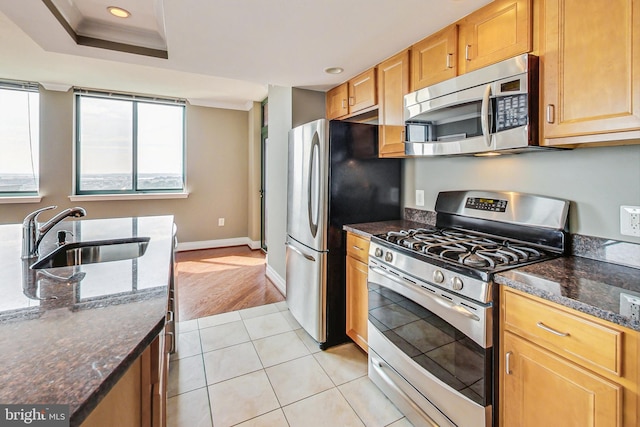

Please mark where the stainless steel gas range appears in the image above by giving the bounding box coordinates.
[367,190,570,427]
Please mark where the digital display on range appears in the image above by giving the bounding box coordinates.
[465,197,508,212]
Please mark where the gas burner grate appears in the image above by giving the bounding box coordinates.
[378,227,550,271]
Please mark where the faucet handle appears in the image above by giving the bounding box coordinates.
[22,206,57,226]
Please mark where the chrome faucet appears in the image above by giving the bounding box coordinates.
[22,206,87,259]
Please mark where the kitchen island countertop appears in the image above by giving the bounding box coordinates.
[0,215,174,426]
[345,220,640,332]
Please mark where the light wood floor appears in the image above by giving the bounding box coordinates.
[175,246,284,321]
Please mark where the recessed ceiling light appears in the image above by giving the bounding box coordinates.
[107,6,131,18]
[324,67,344,75]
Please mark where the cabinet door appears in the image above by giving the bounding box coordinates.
[326,83,348,119]
[541,0,640,145]
[348,68,377,114]
[411,24,458,91]
[378,50,409,158]
[502,332,622,427]
[458,0,531,74]
[346,255,369,352]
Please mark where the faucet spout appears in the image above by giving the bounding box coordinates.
[22,206,87,259]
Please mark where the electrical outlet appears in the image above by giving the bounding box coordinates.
[218,218,225,226]
[620,206,640,237]
[416,190,425,207]
[620,293,640,322]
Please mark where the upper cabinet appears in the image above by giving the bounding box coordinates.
[326,83,349,120]
[458,0,532,74]
[540,0,640,146]
[411,25,458,91]
[378,50,410,157]
[326,68,377,120]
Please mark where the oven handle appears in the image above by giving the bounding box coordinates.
[369,266,480,322]
[371,356,444,427]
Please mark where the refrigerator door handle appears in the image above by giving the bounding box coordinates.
[286,242,316,262]
[307,133,320,238]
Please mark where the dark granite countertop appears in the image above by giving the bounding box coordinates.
[344,220,640,332]
[343,219,432,239]
[495,257,640,331]
[0,215,174,426]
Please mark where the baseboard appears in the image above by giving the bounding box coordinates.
[176,237,261,252]
[265,264,286,296]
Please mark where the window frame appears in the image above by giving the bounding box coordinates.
[74,90,186,196]
[0,80,40,197]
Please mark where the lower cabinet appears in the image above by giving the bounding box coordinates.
[500,288,639,427]
[346,232,370,352]
[82,334,168,427]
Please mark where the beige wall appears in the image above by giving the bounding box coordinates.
[1,88,256,246]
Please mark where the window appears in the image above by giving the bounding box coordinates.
[75,91,185,194]
[0,81,39,195]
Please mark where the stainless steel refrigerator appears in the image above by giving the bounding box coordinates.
[286,119,401,349]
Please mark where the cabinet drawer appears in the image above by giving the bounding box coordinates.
[503,289,622,375]
[346,233,370,264]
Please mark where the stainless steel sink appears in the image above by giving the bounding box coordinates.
[30,237,150,269]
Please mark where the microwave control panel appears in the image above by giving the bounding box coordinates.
[495,94,528,132]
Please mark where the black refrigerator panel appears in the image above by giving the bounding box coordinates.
[322,120,402,349]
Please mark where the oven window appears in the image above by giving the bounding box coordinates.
[406,100,486,143]
[368,284,491,406]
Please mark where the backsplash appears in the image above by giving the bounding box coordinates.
[404,208,640,270]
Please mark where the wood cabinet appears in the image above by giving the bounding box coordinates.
[378,50,410,157]
[326,68,377,120]
[540,0,640,146]
[458,0,532,74]
[500,287,639,427]
[326,83,349,120]
[346,232,370,352]
[82,334,168,427]
[411,24,458,91]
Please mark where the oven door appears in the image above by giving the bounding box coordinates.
[367,263,492,427]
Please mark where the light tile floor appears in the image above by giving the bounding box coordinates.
[167,301,414,427]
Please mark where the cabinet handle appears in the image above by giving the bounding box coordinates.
[446,53,453,69]
[465,44,471,61]
[536,321,570,337]
[342,99,347,109]
[546,104,555,123]
[505,351,513,375]
[349,96,355,106]
[352,245,364,251]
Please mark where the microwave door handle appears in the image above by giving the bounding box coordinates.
[481,83,492,147]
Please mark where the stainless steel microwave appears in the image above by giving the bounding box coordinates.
[404,54,545,156]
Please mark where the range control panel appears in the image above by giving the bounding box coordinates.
[465,197,508,213]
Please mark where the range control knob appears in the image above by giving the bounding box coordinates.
[433,270,444,284]
[384,252,393,262]
[451,276,464,291]
[374,248,383,258]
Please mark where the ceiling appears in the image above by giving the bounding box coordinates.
[0,0,491,110]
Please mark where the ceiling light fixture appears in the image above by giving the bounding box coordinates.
[324,67,344,75]
[107,6,131,18]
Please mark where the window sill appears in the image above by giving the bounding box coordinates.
[0,195,43,204]
[69,192,189,202]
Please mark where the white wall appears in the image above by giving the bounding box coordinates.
[404,144,640,243]
[265,85,292,285]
